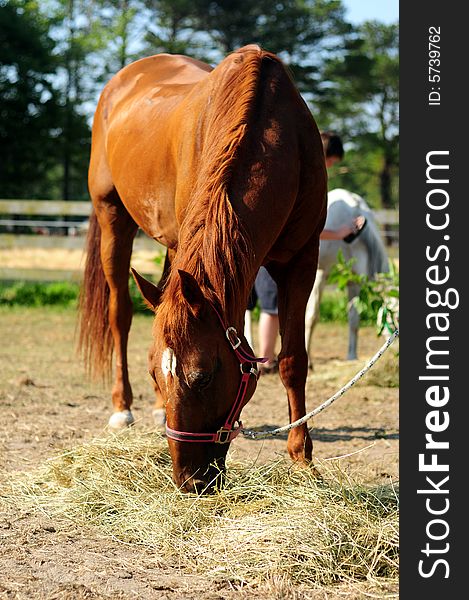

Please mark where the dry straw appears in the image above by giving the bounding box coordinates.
[2,431,398,589]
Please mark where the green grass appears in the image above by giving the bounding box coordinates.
[0,281,380,324]
[0,281,79,307]
[315,288,377,324]
[0,279,150,314]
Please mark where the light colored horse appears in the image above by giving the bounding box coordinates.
[305,188,389,365]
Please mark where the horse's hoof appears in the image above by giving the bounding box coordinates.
[152,408,166,430]
[108,410,135,429]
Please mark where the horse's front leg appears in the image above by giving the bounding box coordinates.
[273,241,320,464]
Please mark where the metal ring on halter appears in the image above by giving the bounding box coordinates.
[226,326,241,349]
[240,362,258,377]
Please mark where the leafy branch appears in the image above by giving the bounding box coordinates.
[327,250,399,335]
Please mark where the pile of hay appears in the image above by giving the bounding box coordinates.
[359,348,399,388]
[3,431,398,588]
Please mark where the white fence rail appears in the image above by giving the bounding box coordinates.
[0,200,398,282]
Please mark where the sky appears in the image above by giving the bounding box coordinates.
[342,0,399,24]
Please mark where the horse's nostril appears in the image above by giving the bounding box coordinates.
[181,478,214,494]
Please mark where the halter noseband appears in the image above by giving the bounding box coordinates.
[165,305,267,444]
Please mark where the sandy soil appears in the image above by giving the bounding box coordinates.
[0,308,398,599]
[0,247,161,278]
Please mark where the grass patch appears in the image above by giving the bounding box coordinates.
[0,281,380,324]
[2,431,399,589]
[0,281,79,307]
[0,279,152,314]
[359,349,399,388]
[319,289,379,325]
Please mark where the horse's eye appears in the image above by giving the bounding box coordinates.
[188,371,213,390]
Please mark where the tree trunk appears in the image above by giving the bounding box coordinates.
[119,0,129,69]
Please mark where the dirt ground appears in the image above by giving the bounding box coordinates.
[0,307,398,599]
[0,247,160,279]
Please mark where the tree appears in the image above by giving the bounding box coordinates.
[142,0,208,58]
[49,0,109,200]
[0,0,62,198]
[317,21,399,210]
[190,0,351,89]
[94,0,144,74]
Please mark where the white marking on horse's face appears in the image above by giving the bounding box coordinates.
[161,348,177,378]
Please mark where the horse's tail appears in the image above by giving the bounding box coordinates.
[77,210,113,379]
[360,216,390,278]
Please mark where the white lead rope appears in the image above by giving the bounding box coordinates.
[241,328,399,440]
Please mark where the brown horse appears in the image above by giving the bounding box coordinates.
[79,45,327,492]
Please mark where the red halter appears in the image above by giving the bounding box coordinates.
[165,305,267,444]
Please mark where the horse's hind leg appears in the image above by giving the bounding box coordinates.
[94,193,138,428]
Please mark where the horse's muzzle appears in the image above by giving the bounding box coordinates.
[175,460,226,494]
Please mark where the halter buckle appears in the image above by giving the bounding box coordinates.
[226,326,241,349]
[215,427,233,444]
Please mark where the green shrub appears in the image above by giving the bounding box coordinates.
[327,251,399,333]
[319,289,378,324]
[128,276,153,314]
[0,279,378,325]
[0,278,156,314]
[0,281,79,307]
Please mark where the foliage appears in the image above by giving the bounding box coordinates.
[327,250,399,335]
[0,1,398,208]
[92,1,145,74]
[0,281,79,307]
[47,0,110,200]
[316,21,399,209]
[143,0,209,58]
[0,0,62,198]
[0,277,365,324]
[0,277,150,313]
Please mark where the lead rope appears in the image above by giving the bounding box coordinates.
[241,328,399,440]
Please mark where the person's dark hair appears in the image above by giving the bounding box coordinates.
[320,131,344,160]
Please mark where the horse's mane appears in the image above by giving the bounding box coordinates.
[157,47,276,349]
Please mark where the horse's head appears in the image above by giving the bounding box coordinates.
[132,268,258,493]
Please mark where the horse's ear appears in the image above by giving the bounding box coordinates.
[131,268,162,311]
[178,270,206,314]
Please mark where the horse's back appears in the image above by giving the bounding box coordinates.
[99,54,212,124]
[325,189,370,225]
[319,188,388,276]
[89,46,325,253]
[92,53,213,159]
